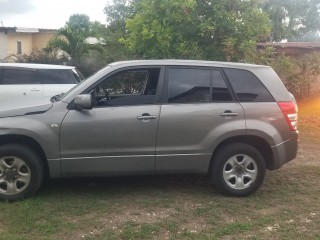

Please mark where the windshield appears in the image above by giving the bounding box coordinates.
[59,79,87,100]
[57,65,111,101]
[72,68,85,82]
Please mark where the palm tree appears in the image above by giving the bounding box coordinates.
[45,14,104,63]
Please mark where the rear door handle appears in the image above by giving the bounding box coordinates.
[220,110,238,117]
[137,113,157,120]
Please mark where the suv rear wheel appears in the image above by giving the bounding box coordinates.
[211,143,266,197]
[0,144,43,201]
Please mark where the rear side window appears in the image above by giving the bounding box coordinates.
[224,68,274,102]
[168,68,210,103]
[168,68,232,103]
[38,69,80,84]
[1,69,38,84]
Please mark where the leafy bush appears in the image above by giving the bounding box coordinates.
[2,49,69,65]
[271,53,320,99]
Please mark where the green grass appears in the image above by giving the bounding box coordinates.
[0,98,320,239]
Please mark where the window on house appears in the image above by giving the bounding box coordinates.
[17,41,22,54]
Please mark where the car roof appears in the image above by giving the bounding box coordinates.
[0,63,75,69]
[108,59,270,70]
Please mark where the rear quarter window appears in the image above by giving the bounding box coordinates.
[37,69,80,84]
[224,68,274,102]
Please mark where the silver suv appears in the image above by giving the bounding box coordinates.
[0,60,298,200]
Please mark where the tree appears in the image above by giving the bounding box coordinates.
[262,0,320,41]
[271,52,320,98]
[66,14,91,36]
[121,0,271,61]
[46,14,100,63]
[195,0,271,62]
[104,0,134,25]
[103,0,135,61]
[45,14,109,76]
[262,0,288,41]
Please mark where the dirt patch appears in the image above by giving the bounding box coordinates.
[102,207,178,226]
[63,206,178,239]
[179,217,208,233]
[0,222,6,234]
[290,143,320,167]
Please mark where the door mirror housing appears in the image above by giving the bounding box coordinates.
[74,94,93,110]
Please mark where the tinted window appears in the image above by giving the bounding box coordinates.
[168,68,233,103]
[224,68,274,102]
[168,68,210,103]
[212,70,233,102]
[93,68,160,107]
[38,69,80,84]
[1,69,38,84]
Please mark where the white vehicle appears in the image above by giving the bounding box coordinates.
[0,63,84,103]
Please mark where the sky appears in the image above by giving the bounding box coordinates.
[0,0,110,29]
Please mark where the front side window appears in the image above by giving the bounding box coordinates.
[1,69,38,84]
[92,68,160,107]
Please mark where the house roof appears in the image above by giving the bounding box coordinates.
[257,42,320,49]
[0,27,57,34]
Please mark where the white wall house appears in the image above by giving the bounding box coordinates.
[0,27,56,60]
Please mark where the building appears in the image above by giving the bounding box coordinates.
[258,42,320,97]
[0,27,56,60]
[257,42,320,56]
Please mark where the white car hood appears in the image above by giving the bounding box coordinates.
[0,96,53,118]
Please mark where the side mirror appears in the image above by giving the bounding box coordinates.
[74,94,93,110]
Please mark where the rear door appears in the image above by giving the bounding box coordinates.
[0,67,43,102]
[156,66,246,173]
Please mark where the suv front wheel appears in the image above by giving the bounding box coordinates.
[0,144,44,201]
[211,143,266,197]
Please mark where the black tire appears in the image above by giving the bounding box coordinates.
[211,143,266,197]
[0,144,44,201]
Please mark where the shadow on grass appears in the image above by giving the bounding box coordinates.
[39,174,217,200]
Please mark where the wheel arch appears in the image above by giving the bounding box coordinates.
[0,134,50,178]
[210,135,274,172]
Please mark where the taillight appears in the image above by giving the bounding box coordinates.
[278,102,298,131]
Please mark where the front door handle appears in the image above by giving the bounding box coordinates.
[137,113,157,120]
[220,110,238,117]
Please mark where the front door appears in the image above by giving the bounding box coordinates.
[60,67,163,176]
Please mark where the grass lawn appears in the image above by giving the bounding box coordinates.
[0,98,320,240]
